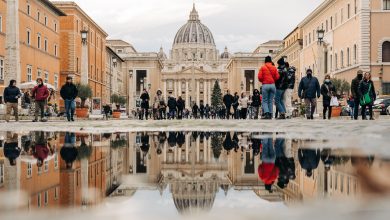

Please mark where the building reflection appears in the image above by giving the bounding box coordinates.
[0,131,385,212]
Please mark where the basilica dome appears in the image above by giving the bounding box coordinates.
[173,4,215,46]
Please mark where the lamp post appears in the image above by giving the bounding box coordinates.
[140,79,144,93]
[249,79,253,93]
[317,28,327,116]
[80,29,89,85]
[128,69,134,113]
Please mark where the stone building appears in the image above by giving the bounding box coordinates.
[0,0,65,105]
[105,46,125,102]
[53,1,109,103]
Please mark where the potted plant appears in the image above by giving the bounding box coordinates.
[330,78,351,118]
[111,94,126,118]
[75,84,92,118]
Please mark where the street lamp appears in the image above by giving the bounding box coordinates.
[81,29,88,45]
[317,29,325,45]
[112,57,117,67]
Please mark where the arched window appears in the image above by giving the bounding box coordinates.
[347,48,350,66]
[383,41,390,62]
[341,50,344,68]
[330,54,333,71]
[353,44,357,63]
[335,53,338,70]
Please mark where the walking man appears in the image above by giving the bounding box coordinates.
[284,63,296,118]
[223,90,234,119]
[140,89,150,120]
[298,69,321,120]
[351,70,363,120]
[60,76,78,122]
[3,80,22,122]
[258,56,280,119]
[275,58,289,119]
[32,78,49,122]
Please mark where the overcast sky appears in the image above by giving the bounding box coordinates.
[55,0,323,53]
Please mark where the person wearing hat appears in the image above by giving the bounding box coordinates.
[298,69,321,119]
[3,79,22,122]
[351,70,364,120]
[60,76,78,121]
[32,78,49,122]
[140,89,150,120]
[258,56,280,119]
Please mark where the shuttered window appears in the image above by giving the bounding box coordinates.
[383,41,390,62]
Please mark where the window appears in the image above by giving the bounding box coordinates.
[341,50,344,67]
[347,48,351,66]
[54,74,58,89]
[54,187,58,200]
[44,38,48,52]
[335,53,338,70]
[27,65,32,82]
[330,54,333,71]
[382,41,390,62]
[0,57,4,80]
[117,49,123,53]
[54,44,58,56]
[44,71,49,83]
[341,175,344,193]
[37,34,41,49]
[384,0,390,10]
[354,44,358,63]
[348,4,351,19]
[54,22,57,32]
[37,11,40,21]
[44,16,47,26]
[341,8,344,23]
[44,160,49,172]
[27,163,32,178]
[37,68,42,78]
[0,163,4,185]
[309,33,311,44]
[326,20,329,32]
[38,165,42,174]
[44,191,48,205]
[0,15,2,32]
[27,29,31,45]
[27,4,31,15]
[355,0,358,14]
[330,16,333,30]
[37,194,41,207]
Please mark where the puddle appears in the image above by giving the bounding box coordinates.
[0,131,389,219]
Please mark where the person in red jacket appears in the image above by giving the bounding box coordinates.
[258,137,279,192]
[32,131,49,167]
[31,78,49,122]
[258,56,280,119]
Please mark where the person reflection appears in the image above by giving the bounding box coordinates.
[275,138,289,189]
[60,132,78,169]
[176,132,185,148]
[140,132,150,153]
[32,131,49,168]
[4,132,20,166]
[321,148,335,172]
[251,134,261,157]
[168,132,177,148]
[232,132,239,152]
[298,147,321,177]
[258,136,279,193]
[223,132,234,155]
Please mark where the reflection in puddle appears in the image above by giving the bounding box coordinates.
[0,131,389,217]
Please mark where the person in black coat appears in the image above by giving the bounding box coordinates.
[358,72,376,120]
[192,103,199,119]
[232,92,240,119]
[3,80,22,122]
[167,96,177,119]
[298,148,321,177]
[176,132,185,147]
[351,70,363,120]
[60,77,78,122]
[320,149,335,172]
[298,69,321,119]
[251,89,261,119]
[4,133,20,166]
[223,132,234,154]
[199,102,205,119]
[320,74,336,120]
[176,96,185,119]
[60,132,78,169]
[140,89,150,120]
[223,90,234,119]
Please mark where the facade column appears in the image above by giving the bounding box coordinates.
[250,80,253,94]
[203,137,207,163]
[208,80,211,105]
[163,141,167,163]
[5,0,21,84]
[178,80,182,98]
[196,136,200,163]
[208,138,212,163]
[185,133,190,163]
[185,80,190,109]
[163,80,167,100]
[203,81,207,105]
[196,80,200,105]
[174,80,177,97]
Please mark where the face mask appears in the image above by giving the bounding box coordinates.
[357,74,363,80]
[307,73,312,77]
[325,79,331,83]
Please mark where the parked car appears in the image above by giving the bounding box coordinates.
[373,98,390,115]
[387,106,390,115]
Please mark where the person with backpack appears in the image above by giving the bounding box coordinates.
[176,96,185,119]
[284,63,296,118]
[31,78,49,122]
[351,70,364,120]
[298,69,321,120]
[320,74,336,120]
[258,56,280,119]
[251,89,261,119]
[223,90,234,119]
[358,72,376,120]
[275,58,289,119]
[60,76,78,122]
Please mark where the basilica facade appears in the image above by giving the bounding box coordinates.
[107,4,281,110]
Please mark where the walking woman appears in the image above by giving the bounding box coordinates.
[239,92,249,119]
[358,72,376,120]
[320,74,336,120]
[258,56,280,119]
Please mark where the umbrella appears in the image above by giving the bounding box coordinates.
[19,82,57,91]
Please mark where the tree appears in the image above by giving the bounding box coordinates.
[211,132,223,160]
[76,84,92,108]
[331,78,351,96]
[111,94,127,110]
[211,81,223,109]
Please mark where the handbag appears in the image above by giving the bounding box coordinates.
[360,83,372,106]
[330,96,339,107]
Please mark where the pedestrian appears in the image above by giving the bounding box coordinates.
[251,89,261,119]
[223,90,234,119]
[358,72,376,120]
[176,96,185,119]
[298,69,321,120]
[284,63,296,118]
[60,132,78,169]
[258,56,280,119]
[298,148,321,177]
[232,92,240,119]
[205,104,211,119]
[140,89,150,120]
[23,91,32,109]
[192,103,199,119]
[351,70,364,120]
[167,96,177,119]
[199,101,205,119]
[4,133,20,166]
[320,74,336,120]
[33,131,49,167]
[347,95,355,119]
[103,103,111,120]
[154,90,165,120]
[275,58,289,119]
[258,137,279,193]
[60,76,78,122]
[3,80,22,122]
[239,92,249,119]
[31,78,49,122]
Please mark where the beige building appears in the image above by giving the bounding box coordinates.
[109,5,281,110]
[299,0,390,95]
[105,46,125,101]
